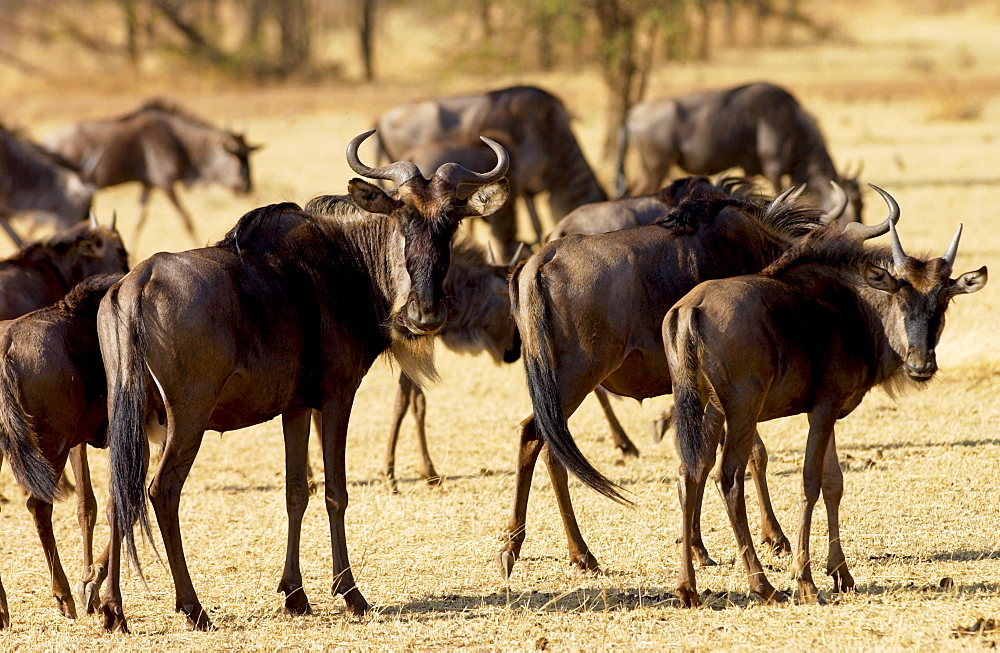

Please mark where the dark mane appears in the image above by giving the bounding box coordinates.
[216,202,309,255]
[117,98,219,130]
[57,273,124,316]
[762,226,893,278]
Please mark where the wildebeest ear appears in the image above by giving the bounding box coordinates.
[349,179,401,216]
[462,179,510,218]
[951,266,988,295]
[864,263,898,292]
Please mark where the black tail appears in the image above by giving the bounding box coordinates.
[614,123,629,199]
[0,358,58,502]
[511,262,629,505]
[105,284,154,575]
[664,307,710,471]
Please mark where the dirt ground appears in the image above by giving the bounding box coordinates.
[0,1,998,649]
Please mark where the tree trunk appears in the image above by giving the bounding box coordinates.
[593,0,638,161]
[277,0,311,75]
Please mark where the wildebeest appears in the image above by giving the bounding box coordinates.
[0,124,93,247]
[498,181,897,577]
[662,208,986,606]
[43,99,261,245]
[96,131,509,632]
[617,82,863,224]
[0,274,126,628]
[379,238,521,492]
[399,130,530,260]
[0,214,129,320]
[376,85,607,231]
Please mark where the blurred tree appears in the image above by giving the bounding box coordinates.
[359,0,376,81]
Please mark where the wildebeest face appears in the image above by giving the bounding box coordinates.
[206,133,259,195]
[865,256,987,381]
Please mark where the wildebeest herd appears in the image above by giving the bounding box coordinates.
[0,81,988,633]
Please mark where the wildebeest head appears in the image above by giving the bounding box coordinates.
[864,218,987,380]
[835,163,864,224]
[202,129,261,195]
[53,211,130,277]
[346,130,509,336]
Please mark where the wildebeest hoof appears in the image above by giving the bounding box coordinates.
[570,553,601,573]
[794,580,820,605]
[344,593,371,616]
[181,603,215,631]
[828,568,855,594]
[758,586,789,605]
[55,595,77,620]
[101,603,129,633]
[762,535,792,555]
[282,588,312,616]
[497,550,517,579]
[677,585,701,608]
[617,439,641,458]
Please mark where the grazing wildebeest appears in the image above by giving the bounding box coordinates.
[96,131,509,632]
[0,273,127,628]
[400,130,530,260]
[0,124,93,247]
[376,85,607,232]
[0,214,129,320]
[376,238,521,491]
[662,205,986,606]
[617,82,863,224]
[498,181,897,578]
[43,99,261,245]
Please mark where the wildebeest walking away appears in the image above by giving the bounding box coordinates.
[499,180,897,578]
[662,200,986,606]
[0,124,93,247]
[0,273,126,629]
[43,99,261,246]
[97,131,509,632]
[376,85,606,232]
[617,82,863,224]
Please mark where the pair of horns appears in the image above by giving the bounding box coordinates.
[770,181,848,223]
[888,215,962,268]
[88,209,117,231]
[486,241,525,267]
[346,130,509,190]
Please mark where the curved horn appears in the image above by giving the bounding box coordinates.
[110,210,117,232]
[823,180,849,223]
[507,242,525,268]
[486,242,496,265]
[767,186,796,213]
[346,130,421,186]
[89,210,98,228]
[789,183,807,201]
[888,216,907,267]
[434,136,509,189]
[942,223,962,267]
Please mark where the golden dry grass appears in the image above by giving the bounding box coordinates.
[1,0,1000,649]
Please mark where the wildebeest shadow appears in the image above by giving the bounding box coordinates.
[868,549,1000,564]
[377,585,765,619]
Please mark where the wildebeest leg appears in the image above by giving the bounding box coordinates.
[497,415,544,578]
[676,422,717,607]
[163,184,199,244]
[148,419,213,630]
[791,404,839,604]
[748,431,791,554]
[542,444,600,572]
[278,407,314,616]
[716,409,785,604]
[821,429,855,593]
[69,445,99,611]
[383,373,413,492]
[486,203,521,259]
[688,403,724,568]
[409,381,440,486]
[27,494,77,619]
[0,218,23,248]
[320,391,371,615]
[0,572,7,629]
[134,184,153,247]
[522,193,545,245]
[592,387,640,457]
[81,540,110,615]
[99,503,128,633]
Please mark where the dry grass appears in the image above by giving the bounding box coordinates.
[1,0,1000,649]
